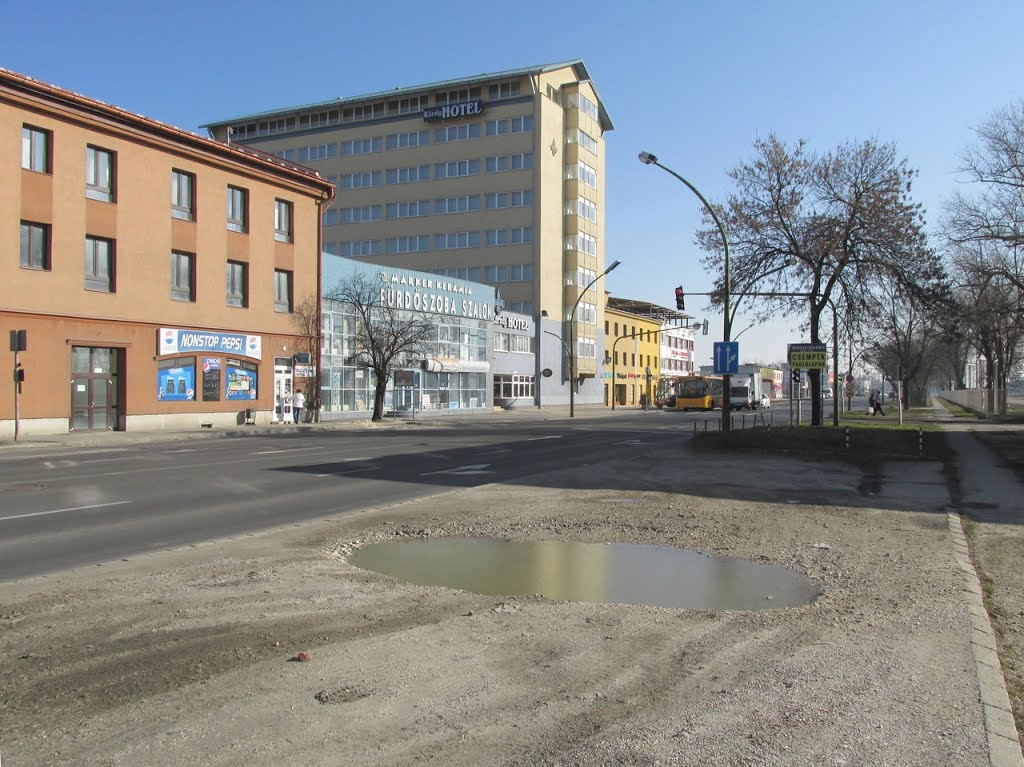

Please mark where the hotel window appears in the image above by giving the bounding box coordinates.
[342,103,385,123]
[341,171,382,190]
[274,269,293,313]
[545,85,560,104]
[569,197,597,223]
[386,235,431,254]
[297,144,337,162]
[299,110,340,130]
[274,199,293,242]
[486,227,533,246]
[572,93,600,121]
[569,160,598,189]
[21,125,51,173]
[485,190,533,209]
[434,159,480,179]
[435,195,480,214]
[170,251,195,302]
[435,124,480,143]
[436,87,480,105]
[387,95,427,115]
[576,130,598,154]
[485,116,534,136]
[226,260,248,307]
[340,205,382,223]
[566,231,598,256]
[341,137,382,156]
[486,153,533,173]
[226,186,248,232]
[20,221,50,270]
[171,170,195,221]
[387,130,429,150]
[340,240,382,258]
[435,231,481,250]
[388,200,431,219]
[85,146,115,202]
[488,82,520,100]
[386,165,430,185]
[84,236,114,292]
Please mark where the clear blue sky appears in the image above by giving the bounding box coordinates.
[8,0,1023,367]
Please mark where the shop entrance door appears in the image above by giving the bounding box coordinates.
[70,346,119,431]
[273,361,293,423]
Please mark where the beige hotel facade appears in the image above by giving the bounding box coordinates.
[203,60,614,406]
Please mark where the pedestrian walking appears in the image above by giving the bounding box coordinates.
[292,389,305,424]
[640,392,648,411]
[868,391,876,415]
[874,390,886,416]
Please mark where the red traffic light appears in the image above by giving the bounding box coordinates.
[674,286,685,310]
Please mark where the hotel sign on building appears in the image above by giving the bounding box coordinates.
[422,100,484,122]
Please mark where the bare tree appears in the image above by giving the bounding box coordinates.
[699,134,946,425]
[292,294,321,422]
[323,270,434,421]
[945,99,1024,253]
[942,101,1024,409]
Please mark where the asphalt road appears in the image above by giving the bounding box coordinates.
[0,412,694,582]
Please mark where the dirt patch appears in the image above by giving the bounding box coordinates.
[0,455,990,766]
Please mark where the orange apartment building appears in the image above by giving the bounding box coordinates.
[1,68,335,438]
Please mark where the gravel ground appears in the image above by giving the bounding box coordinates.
[0,449,992,767]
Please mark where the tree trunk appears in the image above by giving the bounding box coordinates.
[372,378,388,422]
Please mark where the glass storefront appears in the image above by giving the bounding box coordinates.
[319,270,491,416]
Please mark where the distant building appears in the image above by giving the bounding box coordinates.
[201,60,615,409]
[604,297,690,407]
[1,68,334,437]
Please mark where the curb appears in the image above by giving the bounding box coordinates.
[947,511,1024,767]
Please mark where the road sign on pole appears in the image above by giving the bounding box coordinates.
[713,342,739,375]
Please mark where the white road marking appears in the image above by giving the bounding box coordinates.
[421,464,492,476]
[315,467,378,478]
[251,446,330,455]
[526,436,562,441]
[0,500,131,523]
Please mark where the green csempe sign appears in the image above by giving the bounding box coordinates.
[788,342,827,370]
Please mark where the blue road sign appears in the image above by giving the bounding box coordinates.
[713,342,739,375]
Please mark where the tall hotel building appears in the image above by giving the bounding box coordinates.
[203,60,614,405]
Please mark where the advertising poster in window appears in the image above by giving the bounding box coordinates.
[157,365,196,401]
[226,364,258,400]
[202,357,221,401]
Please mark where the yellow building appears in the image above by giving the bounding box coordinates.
[202,60,614,408]
[604,305,662,408]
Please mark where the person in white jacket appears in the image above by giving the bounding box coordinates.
[292,389,305,424]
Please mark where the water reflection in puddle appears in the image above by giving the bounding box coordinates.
[348,538,819,610]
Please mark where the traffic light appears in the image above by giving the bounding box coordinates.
[674,286,685,310]
[701,319,709,336]
[791,369,800,383]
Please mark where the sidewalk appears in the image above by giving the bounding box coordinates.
[937,406,1024,766]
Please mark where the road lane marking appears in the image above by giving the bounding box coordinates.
[315,467,378,478]
[526,436,563,441]
[0,500,131,523]
[251,446,331,455]
[421,464,492,476]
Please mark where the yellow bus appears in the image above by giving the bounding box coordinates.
[656,375,724,411]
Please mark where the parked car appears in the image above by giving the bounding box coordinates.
[822,387,833,398]
[759,393,771,409]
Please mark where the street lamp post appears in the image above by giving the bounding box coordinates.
[638,151,733,432]
[569,259,621,417]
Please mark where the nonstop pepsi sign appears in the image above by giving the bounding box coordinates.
[158,328,262,360]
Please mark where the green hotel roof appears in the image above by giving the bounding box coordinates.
[201,59,613,132]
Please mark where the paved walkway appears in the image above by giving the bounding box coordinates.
[937,408,1024,767]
